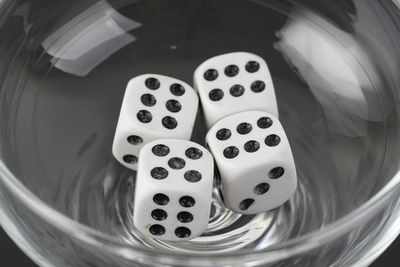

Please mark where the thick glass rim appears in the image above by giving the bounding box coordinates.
[1,155,400,263]
[0,0,400,263]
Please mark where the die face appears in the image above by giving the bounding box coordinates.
[112,125,155,169]
[222,156,296,214]
[124,74,199,133]
[134,139,214,241]
[112,74,199,170]
[206,110,297,214]
[194,52,278,128]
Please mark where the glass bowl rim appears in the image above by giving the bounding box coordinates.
[0,0,400,262]
[1,156,400,262]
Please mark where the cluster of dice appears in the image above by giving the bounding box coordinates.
[112,52,297,241]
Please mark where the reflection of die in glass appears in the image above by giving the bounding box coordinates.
[206,110,297,214]
[112,74,198,170]
[134,139,214,241]
[194,52,278,128]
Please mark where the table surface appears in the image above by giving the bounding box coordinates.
[0,227,397,267]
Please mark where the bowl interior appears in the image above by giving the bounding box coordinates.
[0,0,399,254]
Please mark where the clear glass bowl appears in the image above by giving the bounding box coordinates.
[1,0,400,266]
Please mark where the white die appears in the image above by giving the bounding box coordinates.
[112,74,199,170]
[194,52,278,128]
[205,110,296,214]
[133,139,214,241]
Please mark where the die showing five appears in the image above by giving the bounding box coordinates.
[134,139,214,241]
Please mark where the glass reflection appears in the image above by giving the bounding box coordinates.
[275,6,391,137]
[42,1,141,76]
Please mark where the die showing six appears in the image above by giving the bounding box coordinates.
[205,110,297,214]
[194,52,279,128]
[112,74,198,170]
